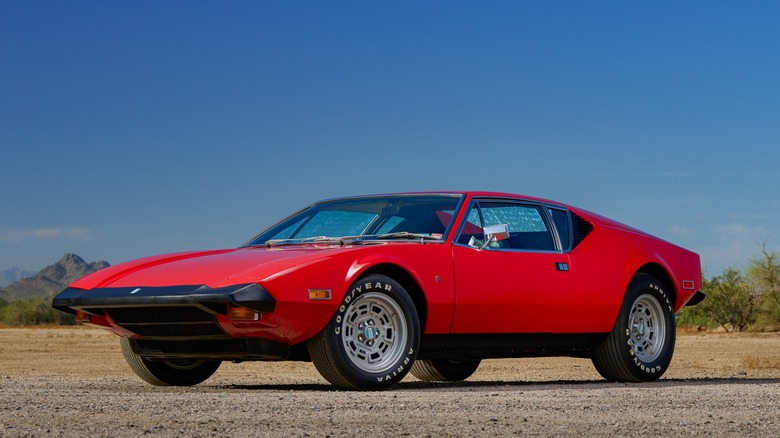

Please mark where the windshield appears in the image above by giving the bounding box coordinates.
[244,194,464,246]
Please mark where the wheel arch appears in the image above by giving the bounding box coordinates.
[635,262,676,307]
[360,263,428,331]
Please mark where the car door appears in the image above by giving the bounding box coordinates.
[450,200,572,333]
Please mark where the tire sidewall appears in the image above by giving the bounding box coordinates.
[120,337,220,386]
[617,275,676,380]
[143,359,220,386]
[431,359,481,381]
[327,274,419,389]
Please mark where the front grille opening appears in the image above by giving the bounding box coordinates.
[107,306,215,324]
[106,306,226,338]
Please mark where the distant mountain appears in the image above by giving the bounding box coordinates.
[0,254,110,300]
[0,267,36,287]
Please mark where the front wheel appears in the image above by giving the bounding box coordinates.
[120,338,220,386]
[307,274,420,390]
[410,359,481,382]
[591,274,675,382]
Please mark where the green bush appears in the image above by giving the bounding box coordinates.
[675,296,712,328]
[699,268,759,332]
[746,245,780,329]
[0,297,76,326]
[677,246,780,332]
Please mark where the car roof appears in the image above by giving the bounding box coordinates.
[325,191,569,208]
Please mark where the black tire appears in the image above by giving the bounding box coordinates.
[120,338,220,386]
[307,274,420,390]
[591,274,676,382]
[410,359,481,382]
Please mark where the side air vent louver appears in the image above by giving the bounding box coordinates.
[571,213,594,248]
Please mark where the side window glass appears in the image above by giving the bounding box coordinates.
[479,202,556,251]
[549,208,571,250]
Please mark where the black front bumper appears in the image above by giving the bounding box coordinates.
[52,283,282,359]
[52,283,275,316]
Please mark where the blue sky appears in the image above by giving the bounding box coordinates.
[1,1,779,275]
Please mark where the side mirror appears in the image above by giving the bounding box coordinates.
[481,224,510,249]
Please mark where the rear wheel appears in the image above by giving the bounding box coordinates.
[591,274,675,382]
[410,359,481,382]
[120,338,220,386]
[307,274,420,390]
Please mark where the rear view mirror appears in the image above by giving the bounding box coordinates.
[481,224,509,249]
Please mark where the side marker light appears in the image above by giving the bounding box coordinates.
[308,289,332,300]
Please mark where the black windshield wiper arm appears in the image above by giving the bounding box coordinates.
[266,236,339,247]
[373,232,441,241]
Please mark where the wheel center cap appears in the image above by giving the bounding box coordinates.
[364,326,379,340]
[638,322,646,335]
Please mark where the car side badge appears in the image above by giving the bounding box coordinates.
[556,262,569,272]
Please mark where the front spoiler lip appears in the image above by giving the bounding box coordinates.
[51,283,275,315]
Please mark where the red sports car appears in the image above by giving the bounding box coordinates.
[53,192,703,390]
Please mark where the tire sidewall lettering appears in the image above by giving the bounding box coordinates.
[332,278,417,385]
[624,279,673,377]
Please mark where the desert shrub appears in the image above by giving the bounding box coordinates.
[679,267,760,332]
[0,297,76,326]
[677,245,780,332]
[747,245,780,329]
[675,296,711,328]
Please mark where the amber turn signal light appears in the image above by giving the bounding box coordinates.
[228,306,259,321]
[308,289,331,300]
[74,310,90,323]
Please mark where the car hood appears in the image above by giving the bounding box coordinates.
[70,246,343,289]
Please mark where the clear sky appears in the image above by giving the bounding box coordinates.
[1,1,779,275]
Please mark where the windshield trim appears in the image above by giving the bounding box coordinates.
[242,193,465,247]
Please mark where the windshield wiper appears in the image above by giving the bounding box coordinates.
[373,232,441,241]
[266,236,339,247]
[266,233,442,247]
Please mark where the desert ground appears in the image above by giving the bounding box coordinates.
[1,327,778,437]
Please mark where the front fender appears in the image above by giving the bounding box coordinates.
[342,245,456,334]
[235,244,455,343]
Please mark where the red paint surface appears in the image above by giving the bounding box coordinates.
[70,192,702,345]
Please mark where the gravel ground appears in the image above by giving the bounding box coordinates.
[1,328,779,437]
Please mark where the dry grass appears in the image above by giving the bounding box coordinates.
[743,357,780,370]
